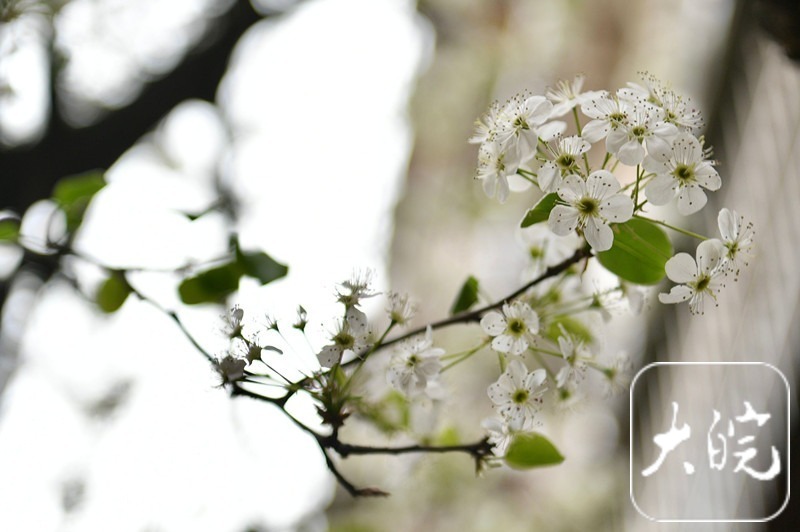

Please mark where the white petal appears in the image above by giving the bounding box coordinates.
[718,208,736,241]
[644,134,670,159]
[557,174,585,202]
[696,238,726,273]
[582,119,609,143]
[617,139,645,166]
[538,121,566,141]
[644,174,676,205]
[549,205,580,236]
[525,368,547,389]
[606,129,627,154]
[658,285,693,304]
[496,175,511,203]
[676,185,707,215]
[665,253,697,283]
[480,311,507,335]
[537,162,560,193]
[584,217,613,251]
[318,345,341,368]
[601,194,634,222]
[492,335,514,353]
[695,164,721,190]
[586,170,620,198]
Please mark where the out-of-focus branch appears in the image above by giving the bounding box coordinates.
[0,0,264,217]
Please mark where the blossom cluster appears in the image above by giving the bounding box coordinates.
[470,73,754,451]
[471,73,753,311]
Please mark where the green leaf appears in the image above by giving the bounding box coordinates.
[596,218,673,285]
[52,170,106,232]
[504,432,565,469]
[96,272,132,313]
[450,275,479,315]
[236,249,288,285]
[0,218,20,242]
[178,262,242,305]
[543,315,594,345]
[520,193,559,228]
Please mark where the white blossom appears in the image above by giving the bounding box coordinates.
[482,417,514,455]
[480,300,540,355]
[317,307,371,368]
[538,135,591,192]
[545,74,604,118]
[387,327,444,397]
[580,93,631,143]
[549,171,634,251]
[386,291,417,326]
[717,208,755,278]
[605,105,677,166]
[475,140,519,203]
[644,132,721,215]
[495,92,553,162]
[555,327,591,389]
[487,359,547,430]
[659,239,727,314]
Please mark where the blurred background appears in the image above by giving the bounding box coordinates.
[0,0,797,530]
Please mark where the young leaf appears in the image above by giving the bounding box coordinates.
[450,275,479,315]
[178,262,242,305]
[520,193,559,227]
[543,315,593,345]
[236,249,288,285]
[504,432,565,469]
[52,171,106,233]
[596,218,673,285]
[0,218,20,242]
[96,272,132,313]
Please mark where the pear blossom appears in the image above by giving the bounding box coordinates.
[482,417,515,455]
[717,208,755,278]
[386,291,417,326]
[555,326,591,389]
[538,135,592,192]
[487,359,547,430]
[581,93,631,143]
[549,171,634,251]
[317,307,371,368]
[495,92,553,162]
[475,140,520,203]
[387,327,444,397]
[659,239,727,314]
[545,74,604,117]
[336,270,377,308]
[469,100,502,144]
[644,132,721,215]
[605,106,677,166]
[216,354,246,384]
[480,300,540,355]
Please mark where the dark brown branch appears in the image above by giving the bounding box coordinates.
[353,245,592,356]
[0,0,266,216]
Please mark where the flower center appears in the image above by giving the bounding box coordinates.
[694,275,711,292]
[557,154,575,168]
[512,389,529,404]
[514,116,529,130]
[674,164,694,183]
[333,331,355,349]
[507,318,525,335]
[577,197,599,216]
[406,354,419,367]
[631,125,646,138]
[529,246,545,260]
